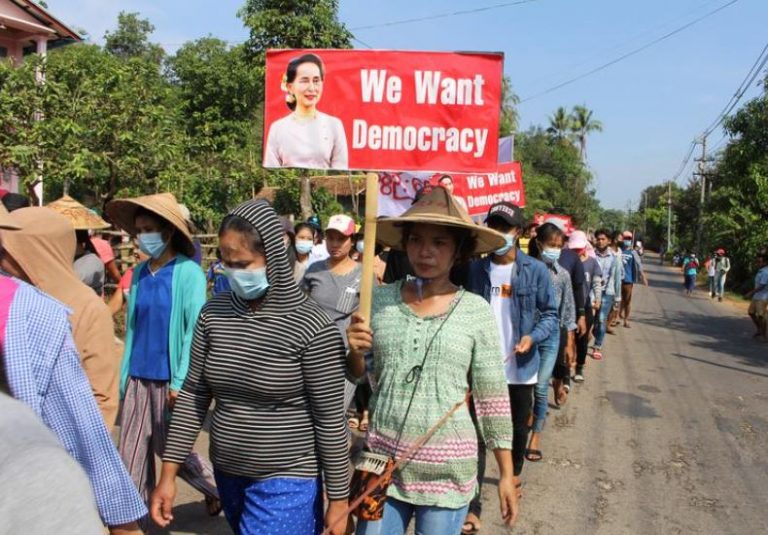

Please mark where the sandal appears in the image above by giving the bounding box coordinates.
[556,385,568,406]
[525,448,543,462]
[348,417,359,429]
[359,413,369,432]
[205,496,222,517]
[461,520,481,534]
[592,349,603,361]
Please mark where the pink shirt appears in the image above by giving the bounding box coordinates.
[264,111,349,170]
[90,237,115,264]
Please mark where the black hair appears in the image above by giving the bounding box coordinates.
[219,214,266,256]
[437,174,453,184]
[284,53,325,111]
[74,229,97,255]
[2,193,30,212]
[294,222,315,238]
[594,228,611,239]
[134,207,188,256]
[530,223,564,259]
[400,223,476,266]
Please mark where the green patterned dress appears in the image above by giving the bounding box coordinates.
[366,281,513,508]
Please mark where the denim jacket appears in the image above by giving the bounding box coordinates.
[466,250,559,382]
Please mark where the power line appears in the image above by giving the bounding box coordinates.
[701,40,768,137]
[520,0,741,103]
[671,140,698,184]
[352,37,373,49]
[350,0,538,31]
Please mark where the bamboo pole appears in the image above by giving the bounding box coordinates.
[357,172,379,325]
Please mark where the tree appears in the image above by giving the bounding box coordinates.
[515,127,599,227]
[238,0,353,219]
[104,12,164,64]
[238,0,352,57]
[547,106,572,140]
[0,44,184,206]
[570,105,603,161]
[499,77,520,136]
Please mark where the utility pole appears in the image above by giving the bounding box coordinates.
[694,136,707,254]
[666,180,673,250]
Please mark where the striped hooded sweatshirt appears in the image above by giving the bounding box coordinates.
[163,200,350,499]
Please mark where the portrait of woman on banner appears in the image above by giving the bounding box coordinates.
[264,53,349,170]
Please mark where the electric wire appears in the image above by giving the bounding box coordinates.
[520,0,742,103]
[350,0,538,31]
[701,40,768,137]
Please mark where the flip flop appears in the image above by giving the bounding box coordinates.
[359,417,369,432]
[525,448,543,462]
[348,417,359,429]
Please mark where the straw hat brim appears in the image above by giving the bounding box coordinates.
[46,195,110,230]
[377,213,507,255]
[105,194,195,258]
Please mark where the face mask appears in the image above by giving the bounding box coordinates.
[225,266,269,300]
[295,240,313,255]
[623,240,633,249]
[493,233,516,257]
[355,241,365,254]
[138,232,168,259]
[541,247,561,264]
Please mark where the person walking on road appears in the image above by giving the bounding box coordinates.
[705,253,717,298]
[619,231,648,327]
[682,253,700,296]
[0,207,146,534]
[591,229,622,361]
[607,231,624,330]
[346,188,519,535]
[302,213,362,417]
[151,200,350,535]
[0,207,120,430]
[463,202,558,533]
[568,231,602,382]
[527,223,577,461]
[746,253,768,341]
[105,193,220,525]
[714,248,731,302]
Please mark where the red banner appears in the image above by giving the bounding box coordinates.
[263,49,503,173]
[428,162,525,217]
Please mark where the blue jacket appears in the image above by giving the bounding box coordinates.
[466,250,559,381]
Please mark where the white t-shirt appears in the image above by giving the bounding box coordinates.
[489,262,536,385]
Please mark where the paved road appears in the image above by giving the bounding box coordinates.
[163,254,768,534]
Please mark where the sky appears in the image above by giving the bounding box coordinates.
[45,0,767,210]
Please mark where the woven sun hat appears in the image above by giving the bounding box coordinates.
[46,195,110,230]
[376,186,506,255]
[0,203,20,230]
[105,192,195,257]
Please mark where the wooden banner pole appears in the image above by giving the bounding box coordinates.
[358,172,379,325]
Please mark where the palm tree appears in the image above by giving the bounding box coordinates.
[571,105,603,161]
[547,106,572,140]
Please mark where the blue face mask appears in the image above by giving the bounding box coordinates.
[541,247,561,264]
[623,240,633,249]
[138,232,168,259]
[295,240,313,255]
[493,233,516,257]
[225,266,269,300]
[355,241,365,254]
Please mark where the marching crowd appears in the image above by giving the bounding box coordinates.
[2,182,706,535]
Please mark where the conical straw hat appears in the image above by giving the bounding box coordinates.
[46,195,110,230]
[377,187,506,255]
[105,193,195,258]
